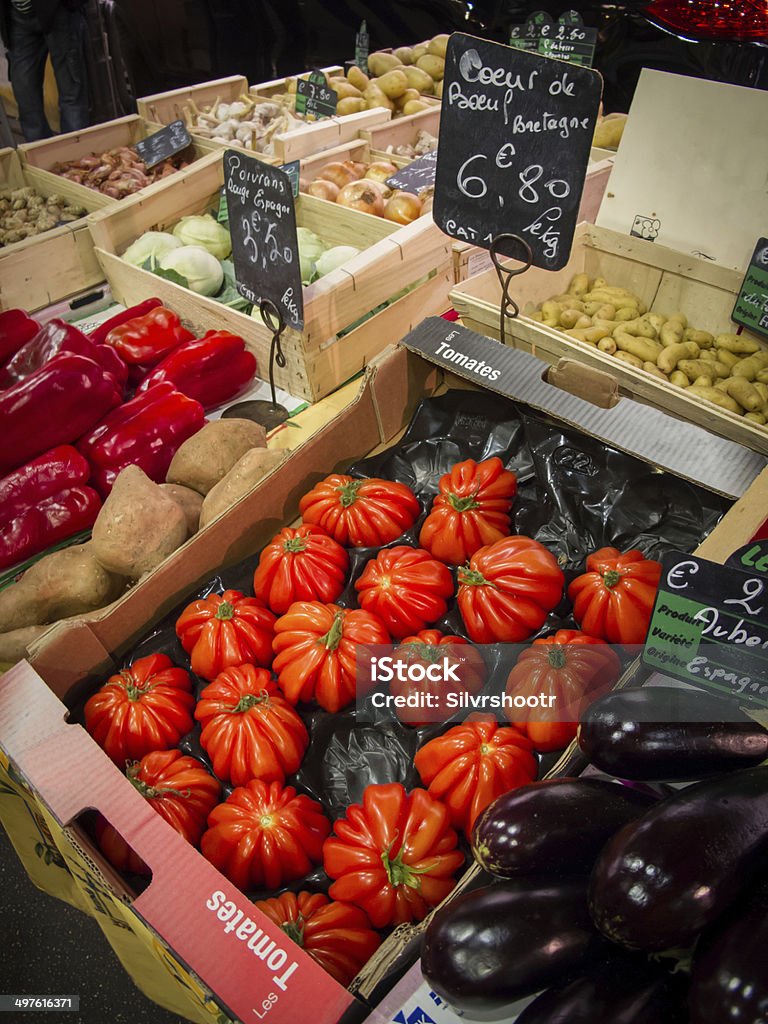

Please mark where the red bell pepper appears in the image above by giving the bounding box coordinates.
[0,444,90,517]
[138,331,257,409]
[0,354,122,476]
[0,485,101,571]
[0,309,39,367]
[2,319,128,390]
[103,307,194,365]
[87,298,163,345]
[77,382,205,496]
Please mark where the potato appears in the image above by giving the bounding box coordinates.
[92,467,188,577]
[614,331,662,363]
[686,385,742,414]
[329,78,361,100]
[347,65,370,91]
[160,484,204,535]
[753,382,768,405]
[568,272,590,296]
[597,336,617,353]
[393,46,415,65]
[716,349,740,369]
[412,44,430,61]
[593,115,626,149]
[670,370,690,387]
[643,361,667,379]
[166,419,266,495]
[614,350,644,368]
[428,34,450,58]
[337,96,367,116]
[746,412,767,424]
[616,306,639,321]
[364,84,395,111]
[657,340,700,374]
[667,313,688,329]
[564,328,590,343]
[660,320,684,347]
[758,368,768,385]
[401,66,435,94]
[434,79,443,99]
[395,88,421,109]
[683,328,714,349]
[200,448,288,528]
[368,52,402,77]
[376,69,409,99]
[559,309,587,329]
[692,374,714,388]
[715,333,761,354]
[0,542,125,632]
[416,54,445,81]
[731,352,768,381]
[645,313,667,335]
[0,624,48,663]
[679,358,730,381]
[402,99,430,115]
[721,376,764,412]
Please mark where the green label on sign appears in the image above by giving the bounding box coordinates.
[510,10,597,67]
[732,237,768,338]
[295,71,337,119]
[643,551,768,707]
[280,160,300,197]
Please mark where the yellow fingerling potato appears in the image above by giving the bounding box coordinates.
[615,306,639,322]
[758,368,768,384]
[692,375,714,388]
[614,350,644,368]
[679,358,730,381]
[558,309,585,329]
[731,352,768,380]
[686,386,741,413]
[568,272,590,295]
[615,332,662,363]
[564,328,590,343]
[715,333,761,354]
[683,328,714,349]
[657,341,700,375]
[643,361,667,380]
[753,382,768,405]
[596,335,617,352]
[716,349,740,369]
[660,320,685,347]
[336,96,366,115]
[670,370,690,387]
[721,377,764,412]
[746,412,766,424]
[615,318,656,339]
[667,313,688,329]
[645,313,667,335]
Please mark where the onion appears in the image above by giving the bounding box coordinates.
[361,178,393,200]
[342,160,367,179]
[383,190,422,225]
[364,160,398,183]
[307,178,340,202]
[336,180,385,217]
[318,161,362,190]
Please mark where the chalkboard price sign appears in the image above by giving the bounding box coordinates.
[433,33,602,271]
[224,150,304,330]
[385,150,437,194]
[642,551,768,708]
[134,120,191,169]
[732,236,768,339]
[296,71,338,119]
[510,10,597,68]
[355,21,370,71]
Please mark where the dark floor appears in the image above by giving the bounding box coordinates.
[0,826,189,1024]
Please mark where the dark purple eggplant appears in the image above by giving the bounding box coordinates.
[472,777,658,878]
[421,878,610,1015]
[590,766,768,952]
[516,957,689,1024]
[688,887,768,1023]
[578,685,768,782]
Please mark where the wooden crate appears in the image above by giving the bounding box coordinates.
[0,148,103,312]
[18,115,221,212]
[360,106,440,160]
[297,138,410,188]
[136,76,249,125]
[87,152,454,402]
[451,222,768,454]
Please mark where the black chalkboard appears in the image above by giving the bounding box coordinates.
[296,71,338,119]
[643,551,768,709]
[134,120,191,169]
[732,236,768,339]
[433,33,602,271]
[224,150,304,330]
[385,150,437,195]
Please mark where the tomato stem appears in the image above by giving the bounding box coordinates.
[126,763,191,801]
[215,600,235,621]
[602,570,622,589]
[280,920,305,947]
[226,691,271,714]
[118,670,149,701]
[457,565,488,588]
[283,536,309,554]
[381,844,435,891]
[336,479,363,508]
[404,642,440,664]
[547,645,568,669]
[445,488,480,513]
[320,611,345,651]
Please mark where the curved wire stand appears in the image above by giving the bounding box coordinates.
[489,233,534,346]
[259,297,288,409]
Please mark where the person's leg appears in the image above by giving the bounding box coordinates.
[46,5,89,134]
[7,5,51,141]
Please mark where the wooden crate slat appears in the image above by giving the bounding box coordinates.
[136,77,249,125]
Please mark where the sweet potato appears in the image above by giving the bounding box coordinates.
[0,624,48,663]
[166,418,267,495]
[160,484,204,535]
[91,466,188,577]
[199,448,287,528]
[0,543,125,632]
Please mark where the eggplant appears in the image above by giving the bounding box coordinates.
[688,887,768,1023]
[590,765,768,952]
[578,685,768,782]
[421,878,610,1015]
[515,957,689,1024]
[472,777,658,878]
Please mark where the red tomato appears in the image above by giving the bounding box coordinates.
[272,601,390,713]
[201,779,330,891]
[504,629,622,752]
[414,715,537,834]
[175,588,276,681]
[194,664,309,786]
[457,536,565,643]
[354,545,454,640]
[323,782,464,928]
[85,653,195,767]
[299,474,420,547]
[568,547,662,645]
[253,524,349,615]
[252,891,381,987]
[95,749,220,874]
[390,630,486,727]
[419,457,518,565]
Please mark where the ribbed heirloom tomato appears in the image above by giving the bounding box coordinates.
[354,545,454,640]
[95,749,221,874]
[419,457,518,565]
[323,782,464,928]
[568,547,662,645]
[194,664,308,786]
[457,536,565,643]
[201,779,330,891]
[85,653,195,767]
[414,716,537,834]
[252,891,381,987]
[272,601,390,713]
[253,524,349,615]
[175,589,276,681]
[299,474,420,547]
[390,630,486,727]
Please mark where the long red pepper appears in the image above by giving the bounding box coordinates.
[0,485,101,571]
[0,445,91,519]
[87,298,163,346]
[2,319,128,390]
[103,306,194,365]
[138,331,257,409]
[0,309,39,366]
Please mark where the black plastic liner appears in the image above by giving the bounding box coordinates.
[71,390,731,900]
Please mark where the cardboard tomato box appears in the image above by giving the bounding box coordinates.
[1,325,766,1024]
